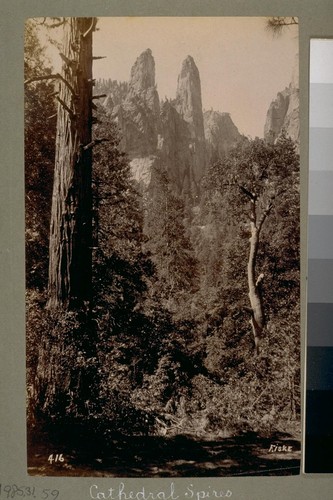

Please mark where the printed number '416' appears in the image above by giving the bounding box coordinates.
[48,453,64,464]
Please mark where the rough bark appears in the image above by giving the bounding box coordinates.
[48,18,96,309]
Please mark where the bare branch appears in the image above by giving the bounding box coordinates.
[239,185,257,202]
[56,96,76,119]
[255,273,264,287]
[92,94,107,100]
[57,74,76,95]
[83,138,108,150]
[59,52,77,69]
[25,73,76,95]
[24,74,59,85]
[258,200,274,231]
[93,56,107,60]
[82,18,97,39]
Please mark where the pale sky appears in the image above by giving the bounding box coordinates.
[41,17,299,139]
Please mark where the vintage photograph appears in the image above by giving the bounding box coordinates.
[25,16,300,476]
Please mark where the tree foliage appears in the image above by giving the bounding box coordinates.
[25,20,56,289]
[193,135,300,422]
[144,165,199,315]
[266,17,298,37]
[26,21,300,448]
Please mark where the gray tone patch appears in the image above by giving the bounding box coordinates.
[309,127,333,171]
[306,347,333,390]
[308,215,333,258]
[310,83,333,128]
[308,171,333,215]
[307,302,333,346]
[308,259,333,303]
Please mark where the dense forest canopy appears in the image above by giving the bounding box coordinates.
[25,18,300,471]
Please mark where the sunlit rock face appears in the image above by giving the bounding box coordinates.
[129,48,156,93]
[204,110,243,163]
[264,54,299,148]
[129,156,155,188]
[108,49,161,158]
[102,50,247,198]
[174,56,206,189]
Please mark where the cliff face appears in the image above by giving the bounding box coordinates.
[175,56,205,140]
[264,55,299,147]
[175,56,206,187]
[159,100,194,198]
[107,49,161,158]
[102,49,244,199]
[127,49,160,120]
[129,48,156,93]
[204,111,243,163]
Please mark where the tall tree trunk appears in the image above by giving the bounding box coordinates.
[245,194,273,354]
[247,221,265,354]
[48,17,95,309]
